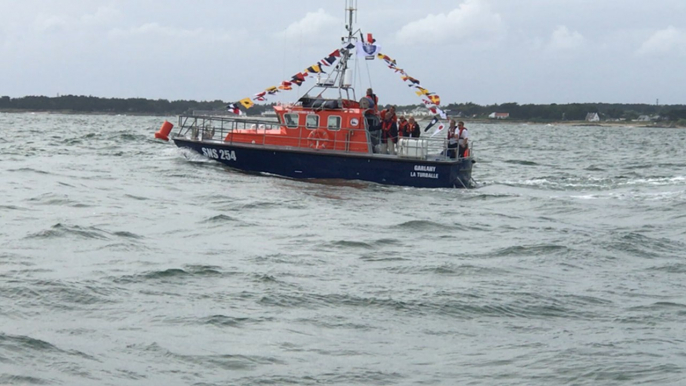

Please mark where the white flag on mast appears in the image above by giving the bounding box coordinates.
[356,41,381,60]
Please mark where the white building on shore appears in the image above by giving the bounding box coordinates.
[585,112,600,122]
[488,112,510,119]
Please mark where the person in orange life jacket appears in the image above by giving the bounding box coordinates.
[363,88,381,152]
[398,116,410,137]
[446,119,459,159]
[379,106,398,154]
[407,116,421,138]
[457,121,469,157]
[379,105,397,123]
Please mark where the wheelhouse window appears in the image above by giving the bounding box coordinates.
[284,113,299,128]
[306,115,319,129]
[327,116,342,131]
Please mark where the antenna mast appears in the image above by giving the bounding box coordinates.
[339,0,357,90]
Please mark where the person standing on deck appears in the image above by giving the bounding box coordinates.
[363,88,381,152]
[457,121,469,158]
[366,88,379,115]
[407,116,421,138]
[398,116,410,137]
[379,106,398,155]
[446,119,458,159]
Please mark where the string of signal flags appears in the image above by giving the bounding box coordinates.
[225,43,352,115]
[226,35,446,122]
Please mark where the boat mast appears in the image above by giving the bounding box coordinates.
[338,0,357,96]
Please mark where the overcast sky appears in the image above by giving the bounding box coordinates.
[1,0,685,105]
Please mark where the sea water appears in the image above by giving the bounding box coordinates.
[1,113,685,385]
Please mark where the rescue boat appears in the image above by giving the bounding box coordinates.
[154,3,475,189]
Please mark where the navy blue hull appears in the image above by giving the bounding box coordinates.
[173,138,473,188]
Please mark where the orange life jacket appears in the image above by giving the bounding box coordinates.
[398,120,409,136]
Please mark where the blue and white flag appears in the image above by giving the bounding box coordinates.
[356,41,381,60]
[424,116,439,132]
[436,107,447,120]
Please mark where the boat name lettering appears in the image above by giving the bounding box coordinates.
[202,148,237,161]
[411,171,439,179]
[414,165,436,172]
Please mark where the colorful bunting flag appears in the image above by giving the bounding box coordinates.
[415,88,429,96]
[226,103,242,115]
[322,55,337,66]
[430,123,446,138]
[253,91,267,101]
[424,116,439,132]
[278,81,293,91]
[239,97,254,109]
[306,64,323,74]
[404,76,420,85]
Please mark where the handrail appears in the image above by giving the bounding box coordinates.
[173,114,471,161]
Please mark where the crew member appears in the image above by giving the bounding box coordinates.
[379,106,398,154]
[407,116,420,138]
[363,88,381,152]
[398,116,409,137]
[366,88,379,115]
[457,121,469,158]
[446,119,458,159]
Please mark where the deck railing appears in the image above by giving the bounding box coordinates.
[174,114,473,161]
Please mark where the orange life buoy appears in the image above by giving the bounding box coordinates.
[307,128,330,149]
[154,120,173,141]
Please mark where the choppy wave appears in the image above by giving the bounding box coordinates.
[24,223,144,241]
[26,224,109,240]
[499,175,686,191]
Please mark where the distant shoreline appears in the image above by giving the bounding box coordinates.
[0,109,169,117]
[2,109,681,128]
[464,119,683,128]
[3,95,685,126]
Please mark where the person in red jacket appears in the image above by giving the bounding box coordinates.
[398,116,410,137]
[379,106,398,154]
[457,121,469,158]
[366,88,379,115]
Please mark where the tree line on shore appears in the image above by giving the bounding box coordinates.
[2,95,685,123]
